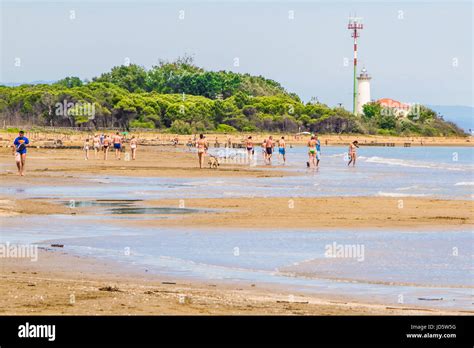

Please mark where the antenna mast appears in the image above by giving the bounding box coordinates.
[348,16,363,115]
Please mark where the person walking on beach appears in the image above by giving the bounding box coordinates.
[308,135,317,168]
[315,135,321,167]
[93,134,101,159]
[103,134,111,160]
[113,132,123,160]
[246,136,254,161]
[261,138,267,160]
[278,136,286,164]
[12,130,29,176]
[196,134,208,169]
[83,138,90,160]
[347,140,359,167]
[130,136,138,160]
[265,136,274,165]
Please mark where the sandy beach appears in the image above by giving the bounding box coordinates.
[1,142,472,316]
[1,249,468,316]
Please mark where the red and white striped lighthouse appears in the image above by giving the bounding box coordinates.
[348,17,364,115]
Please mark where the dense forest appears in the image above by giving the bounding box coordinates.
[0,57,466,136]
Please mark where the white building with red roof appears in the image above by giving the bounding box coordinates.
[377,98,412,117]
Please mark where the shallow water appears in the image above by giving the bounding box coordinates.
[1,215,472,310]
[3,146,473,200]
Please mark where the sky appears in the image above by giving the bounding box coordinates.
[1,0,472,109]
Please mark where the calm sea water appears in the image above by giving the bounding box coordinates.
[0,215,472,310]
[2,146,473,200]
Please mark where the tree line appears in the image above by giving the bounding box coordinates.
[0,57,466,136]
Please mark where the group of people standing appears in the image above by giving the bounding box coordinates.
[198,133,359,169]
[244,135,287,165]
[83,133,138,161]
[242,134,359,168]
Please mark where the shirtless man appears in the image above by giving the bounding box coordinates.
[308,135,317,168]
[278,136,286,164]
[93,134,101,159]
[265,136,274,165]
[103,134,111,160]
[130,136,138,160]
[12,130,29,176]
[347,140,359,167]
[315,135,321,167]
[113,132,123,160]
[196,134,208,169]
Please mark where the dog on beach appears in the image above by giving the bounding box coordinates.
[208,155,219,169]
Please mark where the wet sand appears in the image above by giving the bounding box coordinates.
[135,197,473,229]
[0,147,288,179]
[0,249,466,315]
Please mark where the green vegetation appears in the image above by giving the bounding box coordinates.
[0,57,466,136]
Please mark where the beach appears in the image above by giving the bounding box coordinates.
[1,249,467,316]
[1,136,473,315]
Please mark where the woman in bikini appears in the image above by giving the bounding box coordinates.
[347,140,359,167]
[308,135,317,168]
[83,138,90,160]
[246,136,254,161]
[103,135,111,160]
[196,134,208,169]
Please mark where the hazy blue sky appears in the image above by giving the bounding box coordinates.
[1,0,472,109]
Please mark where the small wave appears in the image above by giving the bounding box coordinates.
[454,182,474,186]
[377,191,428,198]
[365,156,469,171]
[275,271,470,289]
[133,191,152,195]
[325,153,347,158]
[396,185,421,191]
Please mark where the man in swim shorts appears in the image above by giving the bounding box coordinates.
[265,136,274,165]
[315,135,321,167]
[278,136,286,164]
[113,132,123,160]
[12,130,29,176]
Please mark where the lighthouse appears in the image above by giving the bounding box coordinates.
[356,67,371,115]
